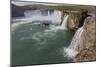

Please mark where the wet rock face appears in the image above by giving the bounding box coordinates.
[65,11,91,31]
[79,16,96,51]
[67,13,79,31]
[78,11,91,28]
[74,15,96,62]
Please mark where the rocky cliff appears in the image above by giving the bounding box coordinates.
[67,13,80,31]
[61,11,96,62]
[74,15,96,62]
[60,11,80,31]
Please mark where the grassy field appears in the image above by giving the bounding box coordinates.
[47,5,96,13]
[12,1,96,13]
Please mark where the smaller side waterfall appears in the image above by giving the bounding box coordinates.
[69,27,83,51]
[63,27,84,58]
[61,15,68,29]
[48,10,50,16]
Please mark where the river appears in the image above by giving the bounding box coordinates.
[11,10,75,66]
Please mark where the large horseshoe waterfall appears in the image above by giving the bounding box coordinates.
[12,9,82,65]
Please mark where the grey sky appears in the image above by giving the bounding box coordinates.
[11,1,76,6]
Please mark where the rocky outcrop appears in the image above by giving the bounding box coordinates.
[67,13,80,31]
[74,45,96,62]
[74,15,96,62]
[79,16,96,51]
[78,11,92,27]
[64,11,96,62]
[61,11,91,31]
[60,11,80,31]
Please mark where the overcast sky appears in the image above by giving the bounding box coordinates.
[11,0,77,6]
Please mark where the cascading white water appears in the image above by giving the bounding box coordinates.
[50,14,68,30]
[12,10,70,32]
[12,8,80,63]
[23,10,62,24]
[48,10,50,16]
[60,15,68,29]
[47,15,69,31]
[63,27,84,58]
[12,10,62,31]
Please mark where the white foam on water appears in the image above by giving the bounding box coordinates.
[12,21,31,32]
[44,25,65,33]
[63,47,78,58]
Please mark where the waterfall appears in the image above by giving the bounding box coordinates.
[13,10,62,24]
[47,10,51,21]
[12,10,62,31]
[61,15,68,29]
[63,27,84,58]
[48,10,50,16]
[69,27,83,50]
[48,14,68,31]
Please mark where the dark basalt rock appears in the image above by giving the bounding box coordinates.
[11,4,24,17]
[42,22,50,26]
[78,11,92,27]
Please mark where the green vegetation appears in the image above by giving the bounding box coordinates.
[47,5,96,13]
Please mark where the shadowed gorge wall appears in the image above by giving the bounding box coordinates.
[12,4,37,17]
